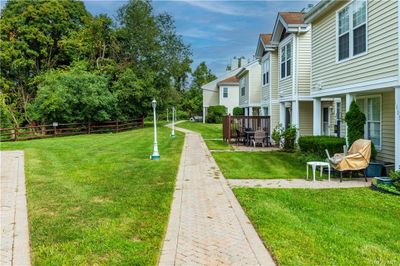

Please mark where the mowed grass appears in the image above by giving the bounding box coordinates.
[177,121,232,150]
[234,188,400,265]
[0,126,184,265]
[177,121,222,139]
[213,151,307,179]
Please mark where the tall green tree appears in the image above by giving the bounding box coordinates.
[181,62,216,116]
[192,62,217,89]
[28,63,116,123]
[0,0,90,124]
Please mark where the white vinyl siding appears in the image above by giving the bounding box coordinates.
[298,31,312,96]
[239,61,261,107]
[270,52,279,100]
[311,0,398,90]
[249,64,262,105]
[299,101,313,136]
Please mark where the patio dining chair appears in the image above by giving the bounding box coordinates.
[235,129,245,145]
[251,130,266,147]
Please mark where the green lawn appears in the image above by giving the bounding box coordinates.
[213,151,309,179]
[177,121,232,150]
[0,126,184,265]
[177,121,222,138]
[234,188,400,265]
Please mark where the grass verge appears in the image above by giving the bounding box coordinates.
[234,188,400,265]
[176,121,232,150]
[213,151,309,179]
[1,126,184,265]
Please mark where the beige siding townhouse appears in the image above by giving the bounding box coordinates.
[202,67,241,122]
[236,60,262,116]
[305,0,400,168]
[255,34,281,134]
[270,12,334,136]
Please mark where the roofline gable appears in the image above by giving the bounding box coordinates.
[271,13,309,43]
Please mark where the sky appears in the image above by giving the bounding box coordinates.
[1,0,317,76]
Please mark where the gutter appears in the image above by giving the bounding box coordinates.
[304,0,336,23]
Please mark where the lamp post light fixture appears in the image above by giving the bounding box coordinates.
[150,99,160,160]
[171,107,175,137]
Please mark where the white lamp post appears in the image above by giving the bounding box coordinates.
[150,99,160,160]
[171,106,175,137]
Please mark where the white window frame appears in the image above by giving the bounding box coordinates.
[336,0,368,63]
[262,58,270,86]
[240,78,245,96]
[280,42,292,80]
[355,94,382,150]
[223,87,228,98]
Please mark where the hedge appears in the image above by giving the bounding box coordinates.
[206,105,227,123]
[298,136,346,158]
[233,107,244,116]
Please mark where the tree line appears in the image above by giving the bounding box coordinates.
[0,0,216,128]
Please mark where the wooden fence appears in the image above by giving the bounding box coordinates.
[222,115,271,142]
[0,118,144,142]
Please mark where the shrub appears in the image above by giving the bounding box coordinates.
[233,107,244,116]
[389,170,400,191]
[271,124,297,151]
[298,136,346,158]
[206,105,226,123]
[272,124,283,147]
[176,110,189,120]
[344,100,366,147]
[282,124,297,152]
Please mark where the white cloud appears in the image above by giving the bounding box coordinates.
[179,0,257,16]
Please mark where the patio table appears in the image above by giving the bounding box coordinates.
[244,130,255,146]
[306,161,331,182]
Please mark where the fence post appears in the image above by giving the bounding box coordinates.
[116,120,119,133]
[87,122,91,134]
[12,127,17,141]
[228,115,231,143]
[141,117,144,128]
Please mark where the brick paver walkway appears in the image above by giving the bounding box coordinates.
[159,126,275,265]
[1,151,31,266]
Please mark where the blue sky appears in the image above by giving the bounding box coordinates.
[2,0,317,76]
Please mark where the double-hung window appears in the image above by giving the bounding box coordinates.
[223,87,228,98]
[280,42,291,79]
[356,96,381,149]
[337,0,367,61]
[240,79,245,96]
[262,59,270,85]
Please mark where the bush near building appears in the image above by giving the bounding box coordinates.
[298,136,346,158]
[232,107,244,116]
[206,105,227,123]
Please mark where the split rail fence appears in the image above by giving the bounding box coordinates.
[0,118,144,142]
